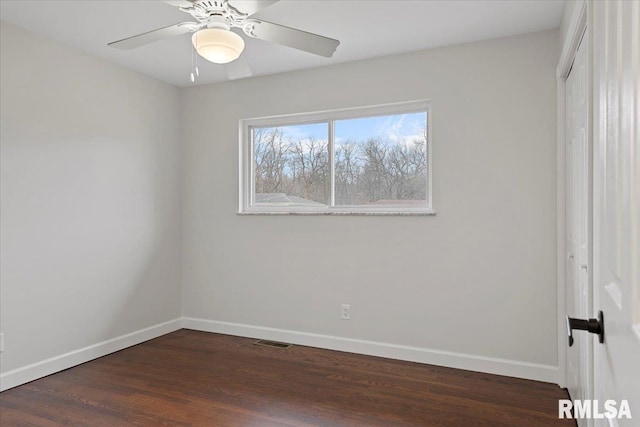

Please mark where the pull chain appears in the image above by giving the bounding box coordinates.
[195,54,200,78]
[190,33,197,83]
[190,44,195,83]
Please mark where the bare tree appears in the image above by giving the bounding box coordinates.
[335,141,361,204]
[254,128,289,193]
[359,139,392,202]
[339,136,427,204]
[386,138,427,199]
[290,137,329,202]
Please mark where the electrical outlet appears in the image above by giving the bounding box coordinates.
[0,333,4,352]
[341,304,350,320]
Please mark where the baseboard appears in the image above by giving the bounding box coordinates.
[0,317,558,391]
[183,317,558,384]
[0,318,183,392]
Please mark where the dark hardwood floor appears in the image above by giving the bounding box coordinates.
[0,329,574,426]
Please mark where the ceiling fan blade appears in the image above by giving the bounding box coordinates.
[249,20,339,57]
[108,22,197,50]
[228,0,279,17]
[225,55,253,80]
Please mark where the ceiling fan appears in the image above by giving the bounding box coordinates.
[108,0,340,80]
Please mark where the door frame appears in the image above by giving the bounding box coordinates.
[556,0,589,389]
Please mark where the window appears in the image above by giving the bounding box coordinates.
[239,100,433,215]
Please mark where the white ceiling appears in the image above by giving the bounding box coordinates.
[0,0,564,87]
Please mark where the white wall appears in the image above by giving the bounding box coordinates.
[0,22,182,383]
[181,30,559,378]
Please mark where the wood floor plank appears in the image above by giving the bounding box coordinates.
[0,330,575,426]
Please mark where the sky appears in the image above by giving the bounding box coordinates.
[257,112,427,147]
[335,112,427,145]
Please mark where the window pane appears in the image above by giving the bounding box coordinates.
[253,123,329,207]
[334,112,428,206]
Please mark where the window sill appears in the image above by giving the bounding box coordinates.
[237,210,437,216]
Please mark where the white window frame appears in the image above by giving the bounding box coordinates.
[239,100,434,215]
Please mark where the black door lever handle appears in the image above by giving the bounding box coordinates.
[566,311,604,346]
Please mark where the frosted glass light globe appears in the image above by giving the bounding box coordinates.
[192,28,245,64]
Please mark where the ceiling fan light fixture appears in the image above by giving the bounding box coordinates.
[192,28,245,64]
